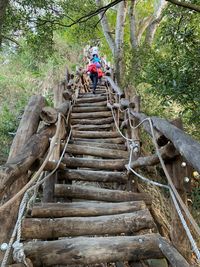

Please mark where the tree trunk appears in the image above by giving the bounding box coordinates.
[0,125,56,194]
[129,0,138,48]
[72,123,113,131]
[76,95,107,103]
[129,143,179,169]
[114,0,128,85]
[22,209,155,239]
[63,157,127,171]
[72,106,109,113]
[71,117,113,125]
[95,0,115,55]
[7,95,45,162]
[65,144,128,159]
[54,184,151,204]
[23,234,163,266]
[31,201,146,218]
[71,111,112,119]
[69,140,126,150]
[72,130,120,139]
[75,100,108,107]
[145,0,167,45]
[59,169,128,183]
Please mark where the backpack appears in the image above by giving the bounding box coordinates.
[88,64,97,73]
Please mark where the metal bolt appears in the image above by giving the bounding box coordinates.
[181,162,186,167]
[184,177,190,183]
[1,243,8,251]
[133,146,139,153]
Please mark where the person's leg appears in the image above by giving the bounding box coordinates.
[93,73,98,93]
[90,73,94,92]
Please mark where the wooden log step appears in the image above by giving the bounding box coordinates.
[72,131,120,139]
[54,184,151,204]
[71,111,112,119]
[75,100,108,107]
[72,137,125,144]
[72,124,113,131]
[76,96,107,103]
[63,157,126,170]
[71,117,114,125]
[78,93,107,98]
[31,201,146,218]
[22,210,155,239]
[72,106,109,113]
[23,234,163,266]
[70,141,127,150]
[65,144,128,159]
[59,169,128,183]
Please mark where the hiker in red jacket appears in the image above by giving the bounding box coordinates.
[87,62,98,94]
[97,68,104,85]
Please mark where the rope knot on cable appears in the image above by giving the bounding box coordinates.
[12,241,27,266]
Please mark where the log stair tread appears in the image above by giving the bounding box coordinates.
[20,85,182,266]
[59,169,128,183]
[69,140,127,150]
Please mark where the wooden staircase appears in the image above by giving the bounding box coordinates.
[21,86,165,266]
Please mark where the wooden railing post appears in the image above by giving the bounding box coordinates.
[42,82,66,202]
[165,118,193,262]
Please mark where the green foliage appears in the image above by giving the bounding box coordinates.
[0,32,83,162]
[124,5,200,139]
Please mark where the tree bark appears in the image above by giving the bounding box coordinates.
[65,144,128,159]
[158,237,190,267]
[72,130,120,139]
[0,125,56,194]
[72,106,109,113]
[76,95,107,103]
[40,106,58,124]
[71,116,113,125]
[129,112,169,146]
[95,0,115,55]
[75,100,108,107]
[166,0,200,12]
[150,115,200,173]
[22,209,155,239]
[7,95,45,162]
[145,0,167,45]
[63,157,126,171]
[40,102,70,124]
[129,143,179,169]
[71,137,125,144]
[31,201,146,218]
[23,234,163,266]
[71,111,112,119]
[54,184,151,204]
[129,0,138,48]
[105,76,124,96]
[114,0,128,85]
[59,169,128,183]
[72,124,113,131]
[69,140,126,150]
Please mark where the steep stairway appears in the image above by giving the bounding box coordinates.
[20,86,163,266]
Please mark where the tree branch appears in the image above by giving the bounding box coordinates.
[1,34,20,46]
[145,0,167,45]
[129,0,138,48]
[95,0,115,55]
[166,0,200,12]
